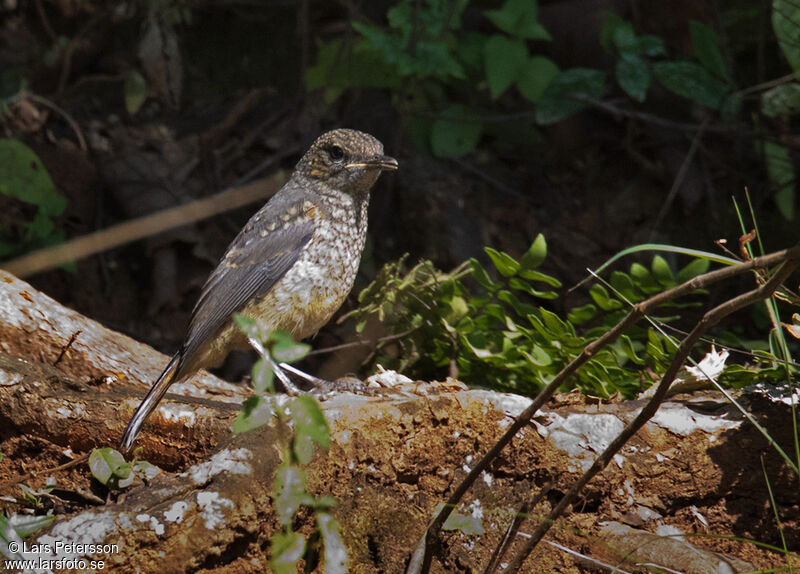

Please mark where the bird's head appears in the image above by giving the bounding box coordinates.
[295,129,398,195]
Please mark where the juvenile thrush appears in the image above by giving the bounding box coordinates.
[121,129,398,450]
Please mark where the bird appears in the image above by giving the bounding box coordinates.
[120,129,398,451]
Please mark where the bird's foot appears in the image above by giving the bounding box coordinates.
[277,362,379,397]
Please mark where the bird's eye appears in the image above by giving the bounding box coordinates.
[327,146,345,162]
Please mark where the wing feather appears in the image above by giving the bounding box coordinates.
[178,188,316,367]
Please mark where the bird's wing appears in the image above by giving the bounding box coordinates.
[179,189,316,365]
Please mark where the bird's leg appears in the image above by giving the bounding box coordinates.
[247,336,303,395]
[278,362,328,387]
[279,362,376,395]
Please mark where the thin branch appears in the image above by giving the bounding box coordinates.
[1,172,286,278]
[26,94,88,151]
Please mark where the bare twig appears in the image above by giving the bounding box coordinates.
[2,172,286,278]
[0,454,89,495]
[483,483,552,574]
[407,242,800,573]
[26,94,88,151]
[304,328,417,357]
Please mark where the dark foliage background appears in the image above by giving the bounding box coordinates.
[1,0,797,382]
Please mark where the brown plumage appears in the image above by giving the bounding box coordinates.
[121,129,398,451]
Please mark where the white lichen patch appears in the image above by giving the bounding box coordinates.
[52,402,87,418]
[751,381,800,406]
[649,403,740,436]
[182,448,253,484]
[37,511,118,559]
[135,513,165,535]
[196,491,234,530]
[537,412,625,472]
[164,501,190,524]
[0,371,23,386]
[469,499,484,520]
[158,404,197,426]
[366,368,413,388]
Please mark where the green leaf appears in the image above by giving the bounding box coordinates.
[689,21,728,80]
[306,38,403,93]
[273,464,313,526]
[773,0,800,72]
[89,448,134,489]
[251,359,275,395]
[470,258,499,290]
[1,514,24,560]
[233,313,258,338]
[517,56,560,103]
[270,531,306,574]
[676,258,710,283]
[519,234,547,269]
[589,284,622,311]
[0,139,64,216]
[485,35,528,99]
[516,269,561,288]
[290,395,330,464]
[508,277,558,299]
[599,14,624,52]
[617,335,645,365]
[539,307,570,336]
[535,68,606,125]
[609,270,639,301]
[485,247,520,277]
[761,83,800,117]
[567,303,597,325]
[485,0,551,40]
[635,35,667,57]
[521,345,552,367]
[650,255,675,286]
[124,70,147,115]
[269,331,310,363]
[652,61,730,109]
[430,104,483,158]
[233,394,274,434]
[763,141,796,220]
[443,509,485,535]
[612,20,638,53]
[318,513,348,574]
[7,514,54,538]
[616,53,650,102]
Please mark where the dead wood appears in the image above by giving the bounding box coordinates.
[0,271,797,572]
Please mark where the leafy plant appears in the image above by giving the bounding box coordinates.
[18,478,56,509]
[1,513,55,560]
[233,317,346,574]
[346,235,787,397]
[88,447,160,490]
[307,1,800,221]
[0,139,66,258]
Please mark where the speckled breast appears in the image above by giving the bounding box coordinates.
[240,193,369,341]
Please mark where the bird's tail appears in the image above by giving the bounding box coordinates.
[120,354,181,452]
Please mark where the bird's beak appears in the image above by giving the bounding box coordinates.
[346,155,399,171]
